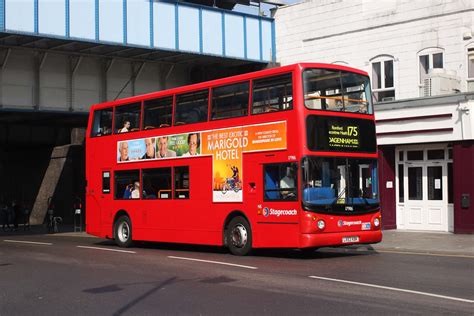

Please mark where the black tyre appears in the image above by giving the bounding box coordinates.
[114,215,133,248]
[227,216,252,256]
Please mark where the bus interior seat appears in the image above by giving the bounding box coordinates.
[303,187,335,203]
[264,171,280,200]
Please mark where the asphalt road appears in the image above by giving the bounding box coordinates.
[0,234,473,315]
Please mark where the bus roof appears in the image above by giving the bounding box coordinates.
[91,62,369,111]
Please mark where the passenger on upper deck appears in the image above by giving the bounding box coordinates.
[118,121,130,133]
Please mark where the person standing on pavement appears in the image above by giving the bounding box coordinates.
[1,199,11,231]
[13,201,22,231]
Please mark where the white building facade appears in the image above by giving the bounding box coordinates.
[274,0,474,233]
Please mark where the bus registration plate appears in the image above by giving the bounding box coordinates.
[342,236,359,243]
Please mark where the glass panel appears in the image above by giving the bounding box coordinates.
[428,166,443,200]
[246,18,260,60]
[114,102,141,133]
[252,73,293,114]
[153,2,176,49]
[142,168,172,200]
[301,157,379,212]
[70,0,95,40]
[178,6,200,53]
[99,0,124,43]
[261,20,273,62]
[175,166,190,199]
[225,14,245,58]
[419,55,429,83]
[427,149,444,160]
[407,150,424,160]
[303,69,372,114]
[115,170,140,200]
[372,62,381,89]
[448,163,453,203]
[39,0,66,36]
[398,164,404,203]
[398,151,404,161]
[202,10,223,55]
[433,53,443,69]
[175,90,209,125]
[448,148,452,159]
[143,97,173,129]
[211,82,249,120]
[468,53,474,78]
[264,163,298,201]
[102,171,110,194]
[91,108,113,137]
[384,60,394,88]
[384,60,393,88]
[127,0,150,46]
[408,167,422,200]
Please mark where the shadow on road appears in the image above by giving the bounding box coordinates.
[91,239,377,260]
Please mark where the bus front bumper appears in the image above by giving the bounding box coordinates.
[299,230,382,248]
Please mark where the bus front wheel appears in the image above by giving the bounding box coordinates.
[227,216,252,256]
[114,215,133,248]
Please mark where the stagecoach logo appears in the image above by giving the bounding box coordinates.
[262,207,297,217]
[263,207,270,217]
[338,220,362,227]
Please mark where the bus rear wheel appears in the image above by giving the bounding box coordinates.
[227,216,252,256]
[114,215,133,248]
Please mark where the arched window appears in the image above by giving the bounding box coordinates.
[370,55,395,102]
[466,43,474,91]
[417,47,444,84]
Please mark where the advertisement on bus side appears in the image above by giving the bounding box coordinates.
[116,121,287,202]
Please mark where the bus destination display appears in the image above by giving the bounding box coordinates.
[306,115,376,153]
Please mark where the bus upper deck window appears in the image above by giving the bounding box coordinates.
[252,73,293,114]
[91,108,113,137]
[211,82,249,120]
[143,96,173,129]
[175,90,209,125]
[303,69,372,114]
[114,102,142,134]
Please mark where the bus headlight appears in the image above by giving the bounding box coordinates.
[374,218,380,227]
[317,220,325,230]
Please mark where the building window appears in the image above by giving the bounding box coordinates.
[371,57,395,102]
[467,48,474,91]
[418,48,444,85]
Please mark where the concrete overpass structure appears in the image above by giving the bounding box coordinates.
[0,0,276,225]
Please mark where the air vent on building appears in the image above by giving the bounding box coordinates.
[421,69,460,97]
[381,96,395,102]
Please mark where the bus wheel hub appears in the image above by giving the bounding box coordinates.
[231,224,247,248]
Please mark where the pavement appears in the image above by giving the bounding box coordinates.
[2,224,473,257]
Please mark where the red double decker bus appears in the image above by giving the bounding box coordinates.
[86,63,382,255]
